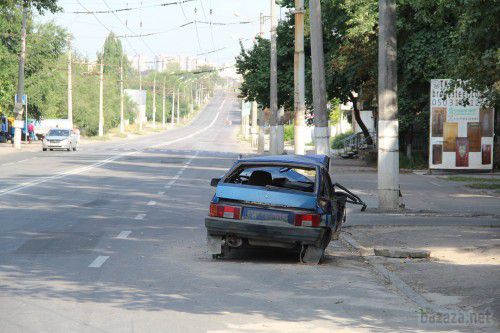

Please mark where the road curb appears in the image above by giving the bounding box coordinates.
[339,233,444,313]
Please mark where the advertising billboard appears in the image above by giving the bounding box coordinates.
[429,79,494,170]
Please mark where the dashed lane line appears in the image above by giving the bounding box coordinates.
[134,213,146,220]
[147,200,156,206]
[116,231,132,239]
[0,96,227,196]
[88,256,110,268]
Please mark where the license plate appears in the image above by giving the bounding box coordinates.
[243,208,290,222]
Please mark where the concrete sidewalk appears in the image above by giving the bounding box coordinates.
[328,156,500,330]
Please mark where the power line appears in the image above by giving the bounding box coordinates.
[71,0,195,14]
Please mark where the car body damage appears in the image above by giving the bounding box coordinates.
[205,154,365,264]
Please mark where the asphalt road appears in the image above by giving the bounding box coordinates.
[0,91,473,332]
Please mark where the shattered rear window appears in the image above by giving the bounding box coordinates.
[225,165,316,193]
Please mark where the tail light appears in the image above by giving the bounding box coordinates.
[209,203,241,219]
[294,213,321,227]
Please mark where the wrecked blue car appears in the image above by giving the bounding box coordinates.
[205,155,366,264]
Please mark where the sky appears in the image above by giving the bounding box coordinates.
[40,0,276,66]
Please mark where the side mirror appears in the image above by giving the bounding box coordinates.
[210,178,221,187]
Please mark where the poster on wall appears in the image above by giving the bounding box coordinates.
[482,144,492,165]
[429,79,495,170]
[432,144,442,165]
[455,138,469,167]
[443,122,458,152]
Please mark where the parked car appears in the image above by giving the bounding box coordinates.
[205,154,366,264]
[42,128,79,151]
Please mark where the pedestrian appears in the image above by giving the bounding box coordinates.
[28,121,34,143]
[10,125,15,144]
[0,119,6,143]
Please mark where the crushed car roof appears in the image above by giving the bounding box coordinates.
[237,154,329,168]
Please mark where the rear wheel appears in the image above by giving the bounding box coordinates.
[49,149,53,151]
[42,148,47,151]
[73,145,77,151]
[300,245,324,264]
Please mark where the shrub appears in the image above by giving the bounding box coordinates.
[330,131,353,149]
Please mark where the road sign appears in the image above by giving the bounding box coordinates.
[14,94,27,105]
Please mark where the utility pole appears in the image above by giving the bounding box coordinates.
[378,0,399,209]
[183,85,186,120]
[294,0,306,155]
[152,74,156,128]
[162,76,166,128]
[258,12,266,153]
[13,5,27,150]
[171,90,175,127]
[259,12,264,38]
[258,107,265,153]
[251,101,258,147]
[98,53,104,137]
[176,86,180,124]
[138,55,143,131]
[189,83,194,116]
[269,0,280,155]
[67,36,73,127]
[309,0,330,155]
[119,56,125,134]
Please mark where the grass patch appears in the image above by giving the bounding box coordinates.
[113,133,128,138]
[447,176,500,183]
[466,183,500,190]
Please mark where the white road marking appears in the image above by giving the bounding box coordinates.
[151,99,226,149]
[429,181,441,187]
[134,213,146,220]
[164,185,171,189]
[88,256,110,268]
[177,170,184,175]
[116,231,132,239]
[17,159,30,163]
[172,175,179,180]
[157,191,165,195]
[2,162,14,166]
[0,97,224,196]
[147,200,156,206]
[0,151,137,197]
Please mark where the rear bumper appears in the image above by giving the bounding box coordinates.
[205,217,326,246]
[43,142,70,149]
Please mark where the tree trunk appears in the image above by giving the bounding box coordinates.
[349,92,373,146]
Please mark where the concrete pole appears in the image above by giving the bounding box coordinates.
[171,90,175,127]
[241,100,245,136]
[138,55,143,131]
[251,101,258,147]
[162,76,166,128]
[269,0,279,154]
[119,56,125,134]
[67,36,73,127]
[259,12,264,38]
[309,0,330,155]
[14,5,27,150]
[378,0,399,209]
[189,84,194,116]
[152,74,156,128]
[176,86,180,124]
[98,55,104,137]
[258,107,265,153]
[294,0,306,155]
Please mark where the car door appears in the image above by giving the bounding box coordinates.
[324,172,346,235]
